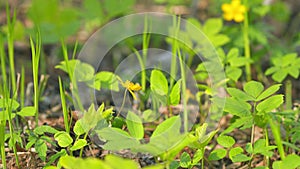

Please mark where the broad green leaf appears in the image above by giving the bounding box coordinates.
[105,154,139,169]
[59,156,110,169]
[0,98,20,110]
[152,116,180,137]
[272,70,288,83]
[45,149,67,167]
[210,34,230,47]
[94,71,119,91]
[70,139,87,151]
[226,67,242,82]
[229,57,252,67]
[169,79,182,105]
[74,120,85,136]
[265,66,279,75]
[227,88,254,101]
[243,81,264,98]
[203,18,222,36]
[126,111,144,139]
[169,161,180,169]
[54,131,73,147]
[229,147,244,160]
[150,70,168,95]
[226,48,239,60]
[287,66,299,79]
[35,139,47,161]
[97,127,139,150]
[217,135,235,148]
[222,116,253,135]
[224,98,251,117]
[282,53,297,67]
[180,152,191,168]
[17,106,35,117]
[81,103,104,132]
[208,148,227,161]
[256,84,281,101]
[34,125,59,135]
[256,95,283,112]
[231,154,251,162]
[281,154,300,169]
[253,139,276,157]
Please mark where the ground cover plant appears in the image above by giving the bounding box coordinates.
[0,0,300,168]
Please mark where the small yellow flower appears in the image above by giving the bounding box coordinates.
[121,80,142,100]
[222,0,246,23]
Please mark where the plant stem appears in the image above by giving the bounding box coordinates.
[243,0,251,81]
[59,77,70,133]
[285,79,292,110]
[268,117,285,160]
[141,15,151,91]
[264,128,270,167]
[170,16,180,89]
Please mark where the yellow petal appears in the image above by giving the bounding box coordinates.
[234,13,244,22]
[221,4,231,12]
[223,12,234,21]
[238,5,246,13]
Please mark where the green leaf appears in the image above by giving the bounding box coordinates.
[54,131,73,147]
[281,154,300,169]
[229,57,252,67]
[150,69,168,96]
[35,139,47,161]
[94,71,119,91]
[227,88,254,101]
[226,48,239,59]
[17,106,35,117]
[256,84,281,101]
[126,111,144,139]
[217,135,235,148]
[272,70,288,83]
[256,95,284,112]
[97,127,139,150]
[226,67,242,82]
[265,66,279,75]
[70,139,87,151]
[231,154,251,162]
[105,154,140,169]
[243,81,264,98]
[152,116,180,137]
[287,66,299,79]
[169,161,180,169]
[180,152,191,168]
[222,116,253,135]
[59,155,109,169]
[208,148,227,161]
[0,98,20,110]
[74,120,85,136]
[224,98,251,117]
[192,149,204,165]
[34,125,59,135]
[169,79,181,105]
[203,18,222,36]
[229,147,244,160]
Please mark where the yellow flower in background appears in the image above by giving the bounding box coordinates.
[222,0,246,22]
[121,80,142,100]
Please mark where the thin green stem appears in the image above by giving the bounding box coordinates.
[79,132,89,157]
[243,0,251,81]
[264,128,270,167]
[285,79,292,110]
[118,89,128,117]
[268,117,285,160]
[59,77,70,133]
[30,31,41,126]
[132,48,146,91]
[170,16,180,89]
[20,67,25,109]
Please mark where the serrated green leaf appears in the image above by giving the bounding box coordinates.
[256,84,281,101]
[244,81,264,98]
[256,95,283,112]
[224,98,251,117]
[208,148,227,161]
[227,88,254,101]
[54,131,73,147]
[217,135,235,148]
[180,152,191,168]
[70,139,87,151]
[150,69,168,95]
[126,111,144,139]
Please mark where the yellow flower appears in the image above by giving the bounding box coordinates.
[222,0,246,22]
[121,80,142,100]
